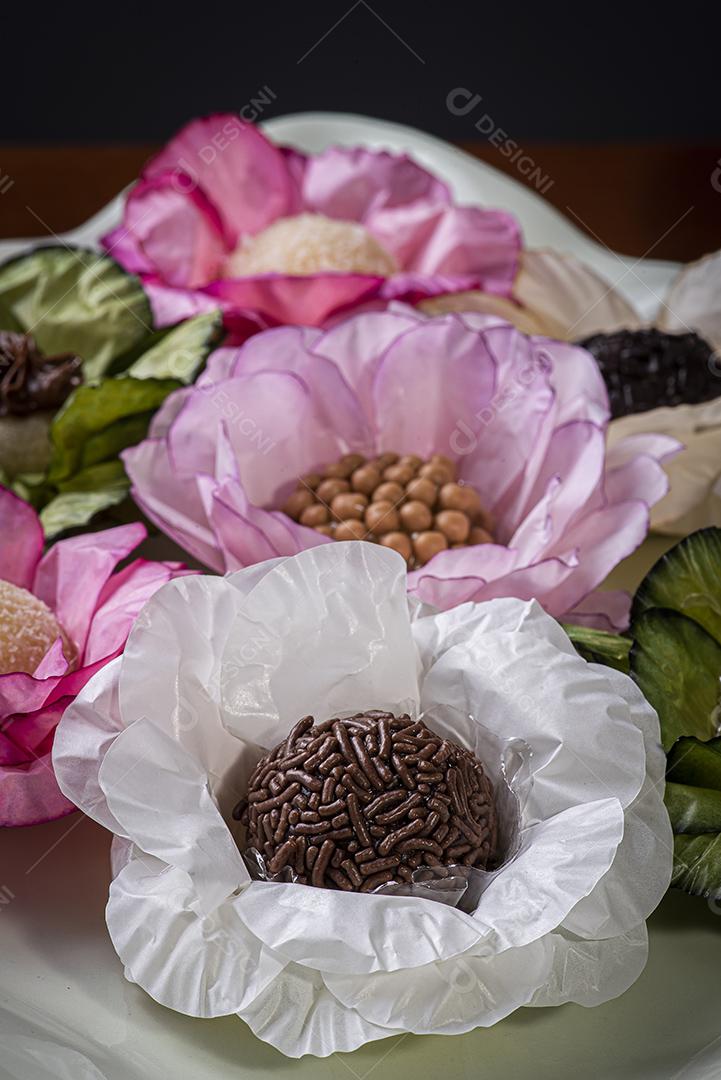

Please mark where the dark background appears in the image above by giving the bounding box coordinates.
[2,2,720,144]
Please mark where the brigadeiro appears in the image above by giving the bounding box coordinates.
[234,711,497,892]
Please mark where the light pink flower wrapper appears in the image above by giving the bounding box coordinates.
[123,308,679,630]
[0,489,189,826]
[103,114,521,331]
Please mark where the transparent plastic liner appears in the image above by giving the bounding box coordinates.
[240,703,531,913]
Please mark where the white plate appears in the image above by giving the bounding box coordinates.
[0,112,679,320]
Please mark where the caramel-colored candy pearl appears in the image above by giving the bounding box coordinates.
[316,478,350,504]
[413,530,448,565]
[380,532,413,562]
[439,482,482,518]
[373,481,404,504]
[365,501,400,535]
[469,526,494,545]
[419,461,454,485]
[300,504,330,527]
[331,491,368,521]
[283,489,315,519]
[383,464,415,486]
[399,499,432,533]
[351,464,381,495]
[315,524,335,537]
[435,509,470,543]
[375,451,399,470]
[335,519,368,541]
[405,476,437,507]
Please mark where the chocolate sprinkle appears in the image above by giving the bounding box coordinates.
[235,712,497,891]
[0,331,83,417]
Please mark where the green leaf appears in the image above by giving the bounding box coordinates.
[633,527,721,645]
[665,782,721,834]
[0,245,152,380]
[47,376,179,485]
[667,736,721,791]
[0,295,24,333]
[672,833,721,898]
[40,483,129,538]
[630,609,721,751]
[127,310,222,383]
[561,623,631,672]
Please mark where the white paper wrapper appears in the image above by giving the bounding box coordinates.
[53,543,672,1057]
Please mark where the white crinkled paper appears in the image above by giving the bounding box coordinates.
[52,543,672,1058]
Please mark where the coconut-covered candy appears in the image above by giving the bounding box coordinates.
[235,711,497,891]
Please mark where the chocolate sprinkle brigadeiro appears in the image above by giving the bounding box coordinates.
[234,712,497,892]
[0,331,83,418]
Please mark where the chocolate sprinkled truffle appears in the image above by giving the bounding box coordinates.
[234,712,497,892]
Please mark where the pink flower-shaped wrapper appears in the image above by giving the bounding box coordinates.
[124,309,679,631]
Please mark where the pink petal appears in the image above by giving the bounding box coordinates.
[371,318,497,458]
[542,501,651,623]
[142,277,233,327]
[0,487,44,589]
[167,369,364,508]
[33,524,146,656]
[564,590,632,633]
[104,173,229,289]
[313,308,421,418]
[123,438,222,572]
[301,146,450,223]
[206,477,330,571]
[143,114,295,243]
[383,206,521,295]
[204,272,383,326]
[410,552,575,610]
[83,559,185,666]
[510,421,607,559]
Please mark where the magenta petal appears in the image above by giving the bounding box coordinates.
[33,524,146,655]
[371,319,497,458]
[104,173,229,289]
[0,487,44,589]
[205,272,383,326]
[0,706,76,827]
[301,146,450,223]
[143,114,295,242]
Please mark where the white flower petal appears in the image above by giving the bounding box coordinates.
[659,249,721,353]
[236,881,483,974]
[99,717,249,913]
[238,962,396,1058]
[220,543,420,748]
[325,936,551,1035]
[562,667,672,939]
[108,859,285,1018]
[530,923,648,1008]
[418,611,647,820]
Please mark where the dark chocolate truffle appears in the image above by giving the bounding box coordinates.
[578,328,719,418]
[234,711,497,892]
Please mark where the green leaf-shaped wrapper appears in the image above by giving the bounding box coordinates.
[630,528,721,898]
[0,245,222,535]
[561,623,631,672]
[0,245,152,379]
